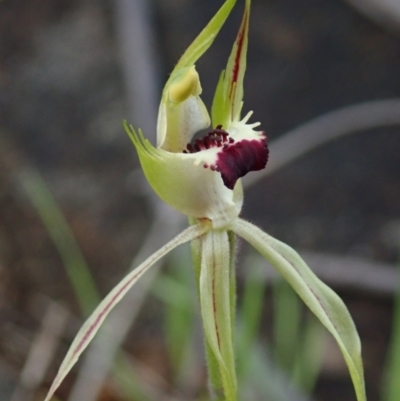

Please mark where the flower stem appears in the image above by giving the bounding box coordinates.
[191,227,238,400]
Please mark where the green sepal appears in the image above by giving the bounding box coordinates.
[170,0,237,79]
[124,122,243,229]
[157,0,238,151]
[212,0,250,127]
[161,0,237,107]
[231,218,367,401]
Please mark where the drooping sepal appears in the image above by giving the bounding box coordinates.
[231,219,367,401]
[42,223,209,401]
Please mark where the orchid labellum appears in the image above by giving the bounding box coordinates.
[43,1,367,401]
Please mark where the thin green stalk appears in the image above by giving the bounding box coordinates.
[202,231,237,401]
[292,314,326,394]
[18,169,100,315]
[191,226,238,400]
[113,355,155,401]
[190,217,224,396]
[383,261,400,401]
[228,231,237,354]
[273,278,326,394]
[153,247,195,374]
[236,257,266,377]
[273,279,302,371]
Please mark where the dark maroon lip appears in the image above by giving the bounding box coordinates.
[183,126,232,154]
[216,136,268,190]
[184,126,269,190]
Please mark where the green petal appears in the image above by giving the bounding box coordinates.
[158,0,237,149]
[212,0,250,128]
[125,122,243,229]
[157,67,210,151]
[231,218,367,401]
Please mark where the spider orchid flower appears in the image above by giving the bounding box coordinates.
[43,1,366,401]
